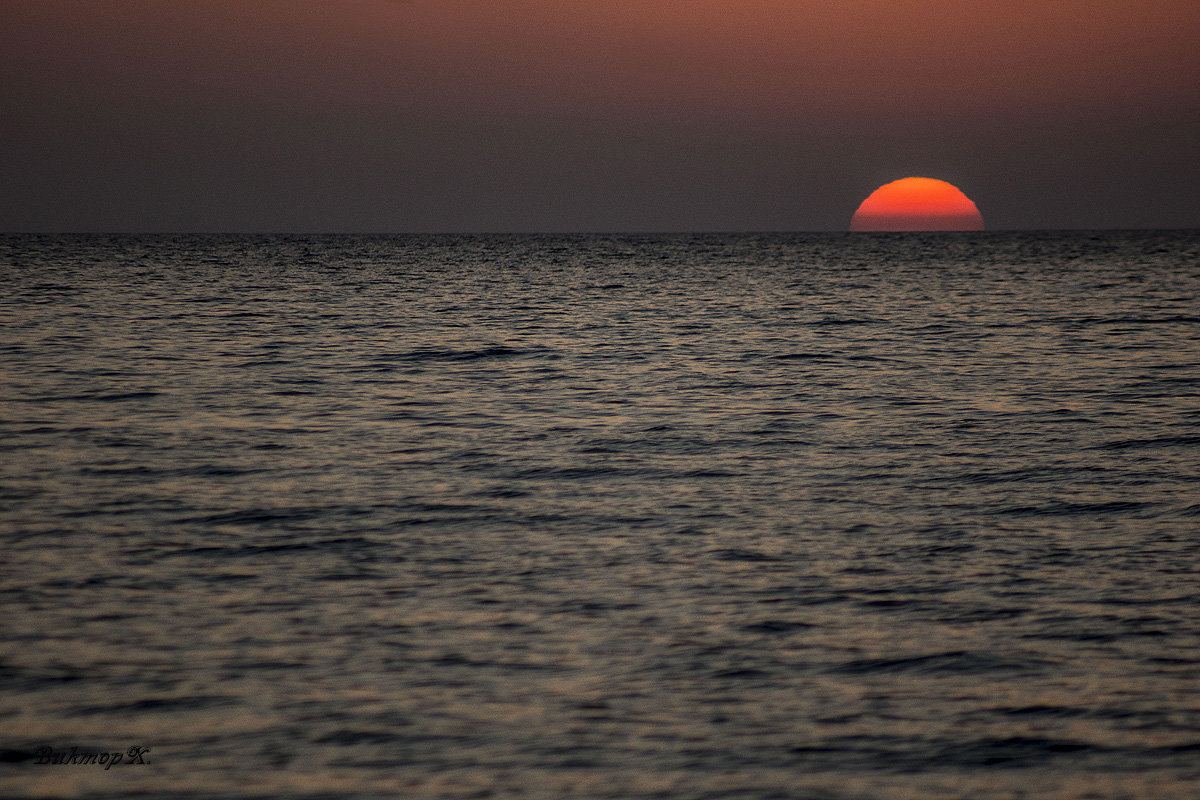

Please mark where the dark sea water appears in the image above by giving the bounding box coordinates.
[2,231,1200,799]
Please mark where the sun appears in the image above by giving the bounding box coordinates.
[851,177,984,231]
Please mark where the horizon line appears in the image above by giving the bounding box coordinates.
[4,227,1198,236]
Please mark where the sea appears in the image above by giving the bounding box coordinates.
[1,231,1199,800]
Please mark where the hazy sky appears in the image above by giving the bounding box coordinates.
[3,0,1199,231]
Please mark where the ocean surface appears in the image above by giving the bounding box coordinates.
[2,231,1199,800]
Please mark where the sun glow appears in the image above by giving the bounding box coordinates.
[851,177,984,231]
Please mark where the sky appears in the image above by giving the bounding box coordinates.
[2,0,1199,232]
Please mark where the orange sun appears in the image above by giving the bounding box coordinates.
[851,177,983,232]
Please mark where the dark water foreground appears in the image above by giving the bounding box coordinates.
[2,232,1199,799]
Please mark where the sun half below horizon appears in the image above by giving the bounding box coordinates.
[851,178,984,232]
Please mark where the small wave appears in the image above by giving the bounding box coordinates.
[831,650,1036,676]
[175,535,390,558]
[709,548,783,562]
[808,317,879,326]
[17,391,162,402]
[1086,313,1200,326]
[377,345,541,363]
[769,352,831,361]
[741,619,816,634]
[315,729,409,746]
[76,695,237,715]
[711,667,770,679]
[508,464,651,481]
[996,500,1152,517]
[1099,435,1200,450]
[932,736,1101,767]
[182,508,331,526]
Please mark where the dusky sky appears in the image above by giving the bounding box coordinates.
[3,0,1199,232]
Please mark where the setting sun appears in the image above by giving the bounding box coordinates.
[851,177,984,232]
